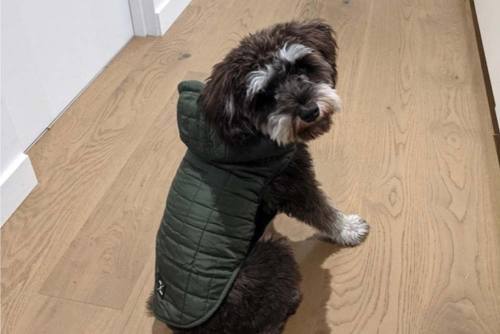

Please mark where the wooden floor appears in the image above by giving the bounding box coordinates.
[2,0,500,333]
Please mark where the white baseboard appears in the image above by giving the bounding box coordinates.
[1,154,38,226]
[156,0,191,35]
[129,0,190,36]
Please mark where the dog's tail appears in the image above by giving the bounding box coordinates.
[146,290,157,318]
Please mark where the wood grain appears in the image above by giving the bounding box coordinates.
[2,0,499,333]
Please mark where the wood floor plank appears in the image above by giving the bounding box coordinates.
[4,293,118,334]
[28,37,157,184]
[2,0,499,333]
[282,1,500,333]
[37,70,197,308]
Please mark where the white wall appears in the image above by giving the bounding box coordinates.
[3,0,134,149]
[474,0,500,131]
[1,0,134,225]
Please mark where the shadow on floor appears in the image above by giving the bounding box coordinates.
[152,319,172,334]
[283,234,339,334]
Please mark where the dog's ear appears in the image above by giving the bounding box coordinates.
[294,20,338,86]
[199,60,254,145]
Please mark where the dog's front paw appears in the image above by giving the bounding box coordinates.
[333,214,369,246]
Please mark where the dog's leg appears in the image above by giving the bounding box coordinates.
[265,143,368,246]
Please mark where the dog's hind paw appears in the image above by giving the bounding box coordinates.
[331,214,369,246]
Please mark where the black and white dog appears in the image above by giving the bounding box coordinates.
[156,20,369,334]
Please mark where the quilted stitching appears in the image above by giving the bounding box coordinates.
[151,81,296,328]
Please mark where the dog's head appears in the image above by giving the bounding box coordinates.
[199,20,340,146]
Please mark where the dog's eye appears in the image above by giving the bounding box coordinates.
[287,63,300,75]
[295,58,315,74]
[295,65,308,76]
[261,91,275,101]
[254,91,276,107]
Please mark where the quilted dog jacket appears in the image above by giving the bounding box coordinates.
[150,80,296,328]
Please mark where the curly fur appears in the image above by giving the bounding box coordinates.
[199,20,339,145]
[148,19,369,334]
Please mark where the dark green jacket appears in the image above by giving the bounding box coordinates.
[151,81,295,328]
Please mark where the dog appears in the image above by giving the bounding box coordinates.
[148,20,369,334]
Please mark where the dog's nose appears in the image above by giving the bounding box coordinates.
[299,104,320,122]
